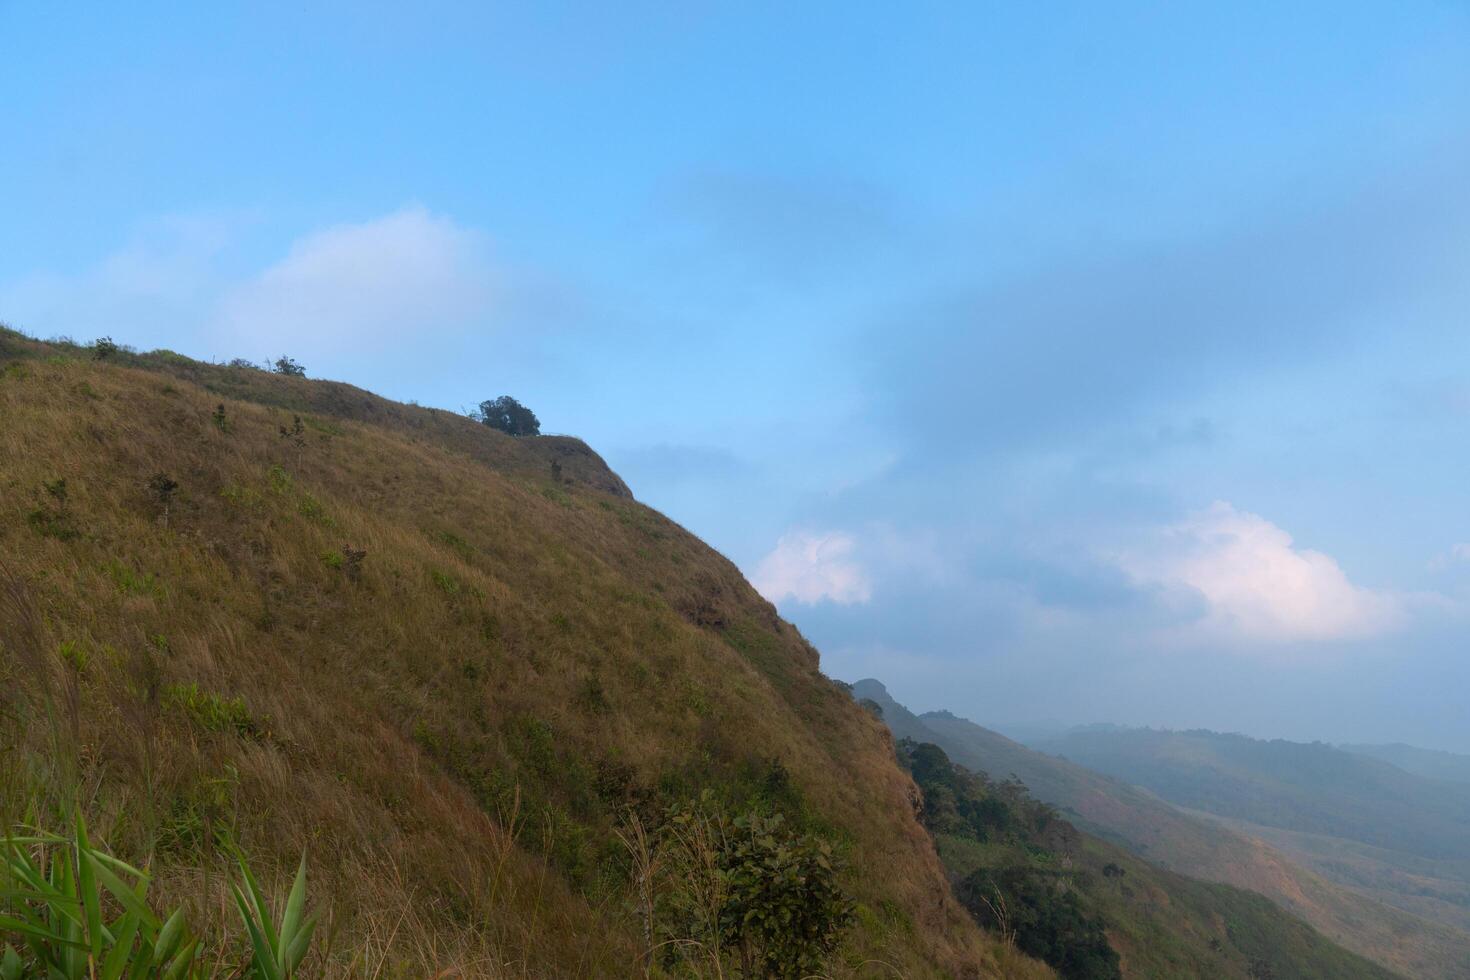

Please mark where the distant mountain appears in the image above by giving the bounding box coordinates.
[1033,726,1470,941]
[852,680,1470,979]
[1341,742,1470,784]
[893,735,1396,979]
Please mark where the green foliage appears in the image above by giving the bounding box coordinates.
[959,867,1119,980]
[90,337,119,360]
[652,793,853,978]
[903,740,1119,978]
[472,395,540,437]
[164,683,259,739]
[220,483,263,511]
[104,561,160,598]
[271,357,305,377]
[56,641,88,673]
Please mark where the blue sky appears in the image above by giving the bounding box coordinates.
[6,2,1470,747]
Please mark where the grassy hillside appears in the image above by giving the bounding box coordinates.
[1037,727,1470,937]
[852,680,1470,979]
[0,327,1046,978]
[894,738,1398,980]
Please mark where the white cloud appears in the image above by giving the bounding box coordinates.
[752,530,872,606]
[214,205,493,357]
[1117,502,1401,644]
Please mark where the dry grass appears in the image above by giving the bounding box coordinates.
[0,330,1031,977]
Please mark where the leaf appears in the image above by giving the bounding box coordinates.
[152,908,187,967]
[99,911,140,980]
[282,912,317,973]
[278,854,308,958]
[232,882,283,980]
[160,939,198,980]
[74,812,104,961]
[235,855,279,958]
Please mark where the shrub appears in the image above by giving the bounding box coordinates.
[279,415,305,447]
[651,794,854,978]
[272,356,305,377]
[91,336,119,360]
[211,404,229,433]
[147,473,179,526]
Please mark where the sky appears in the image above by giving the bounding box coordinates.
[5,2,1470,749]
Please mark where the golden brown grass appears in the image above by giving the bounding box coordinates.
[0,330,1038,978]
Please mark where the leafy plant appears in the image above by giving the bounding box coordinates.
[0,811,200,978]
[0,813,316,979]
[231,852,317,980]
[271,357,305,378]
[91,337,119,360]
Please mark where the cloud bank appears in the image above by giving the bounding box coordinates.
[214,206,493,358]
[1117,502,1402,645]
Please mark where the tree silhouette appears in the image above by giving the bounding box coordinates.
[473,395,540,436]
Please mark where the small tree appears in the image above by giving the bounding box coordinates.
[272,356,306,377]
[148,473,179,527]
[472,395,540,437]
[92,337,119,360]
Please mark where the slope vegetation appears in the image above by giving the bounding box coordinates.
[0,329,1039,978]
[853,680,1470,979]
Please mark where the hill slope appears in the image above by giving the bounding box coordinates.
[1035,726,1470,939]
[0,329,1040,978]
[853,680,1470,979]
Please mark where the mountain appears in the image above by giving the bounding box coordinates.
[1034,727,1470,938]
[1341,742,1470,784]
[0,328,1036,978]
[853,679,1470,979]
